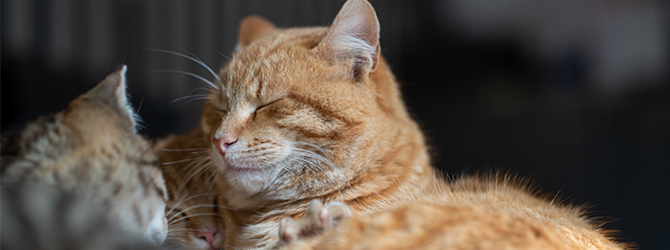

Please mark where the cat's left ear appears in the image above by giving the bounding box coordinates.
[85,65,137,130]
[317,0,380,81]
[237,15,276,49]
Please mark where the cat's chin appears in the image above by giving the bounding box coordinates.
[222,163,276,194]
[225,165,264,175]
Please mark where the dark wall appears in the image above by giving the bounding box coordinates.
[2,0,669,248]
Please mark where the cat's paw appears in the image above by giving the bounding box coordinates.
[279,200,352,243]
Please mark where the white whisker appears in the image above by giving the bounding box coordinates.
[161,158,197,165]
[162,148,208,152]
[171,94,210,104]
[169,213,220,226]
[165,193,208,218]
[168,203,225,223]
[145,48,222,84]
[152,69,218,90]
[184,97,213,105]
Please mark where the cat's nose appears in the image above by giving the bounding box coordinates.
[214,136,237,155]
[197,227,218,249]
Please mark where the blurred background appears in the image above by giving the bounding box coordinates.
[2,0,669,248]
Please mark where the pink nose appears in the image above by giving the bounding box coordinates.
[197,227,218,249]
[213,136,237,155]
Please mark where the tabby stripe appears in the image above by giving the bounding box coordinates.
[255,71,264,100]
[154,179,167,201]
[287,94,356,126]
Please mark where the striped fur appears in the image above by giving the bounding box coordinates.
[160,0,629,249]
[155,129,226,250]
[1,66,169,247]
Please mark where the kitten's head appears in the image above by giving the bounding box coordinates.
[1,66,169,245]
[162,160,225,250]
[203,0,419,203]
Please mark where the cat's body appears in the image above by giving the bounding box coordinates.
[0,66,169,248]
[155,0,628,249]
[155,128,226,250]
[281,175,623,249]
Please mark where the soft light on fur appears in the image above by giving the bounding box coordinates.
[158,0,629,249]
[155,129,226,250]
[1,66,169,247]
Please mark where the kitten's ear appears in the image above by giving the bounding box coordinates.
[85,65,137,130]
[317,0,380,81]
[237,15,276,49]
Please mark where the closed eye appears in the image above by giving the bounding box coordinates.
[254,98,282,116]
[214,107,227,113]
[257,100,276,111]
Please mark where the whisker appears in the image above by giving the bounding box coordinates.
[288,144,352,201]
[171,94,210,104]
[145,48,222,84]
[168,203,229,222]
[152,69,218,90]
[168,228,211,233]
[162,148,208,152]
[169,213,221,226]
[165,193,209,217]
[186,87,215,95]
[162,158,197,165]
[136,98,144,114]
[184,97,213,105]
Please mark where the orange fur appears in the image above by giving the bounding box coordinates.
[283,175,628,249]
[157,0,629,249]
[155,129,226,250]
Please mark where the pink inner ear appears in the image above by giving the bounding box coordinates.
[238,15,276,47]
[318,0,380,71]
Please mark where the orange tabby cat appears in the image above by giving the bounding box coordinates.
[160,0,628,249]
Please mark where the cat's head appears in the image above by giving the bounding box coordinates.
[202,0,422,204]
[1,66,169,245]
[162,160,225,250]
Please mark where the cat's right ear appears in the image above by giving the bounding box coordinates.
[84,65,137,130]
[236,15,276,49]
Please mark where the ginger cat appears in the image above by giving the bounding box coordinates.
[1,66,169,248]
[157,0,629,249]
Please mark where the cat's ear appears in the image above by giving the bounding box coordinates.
[317,0,380,81]
[85,65,137,130]
[237,15,276,49]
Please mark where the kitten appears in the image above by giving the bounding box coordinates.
[163,0,628,249]
[1,66,169,247]
[155,129,226,250]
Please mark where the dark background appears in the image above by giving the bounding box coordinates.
[2,0,669,248]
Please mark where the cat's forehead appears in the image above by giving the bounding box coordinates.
[221,28,329,104]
